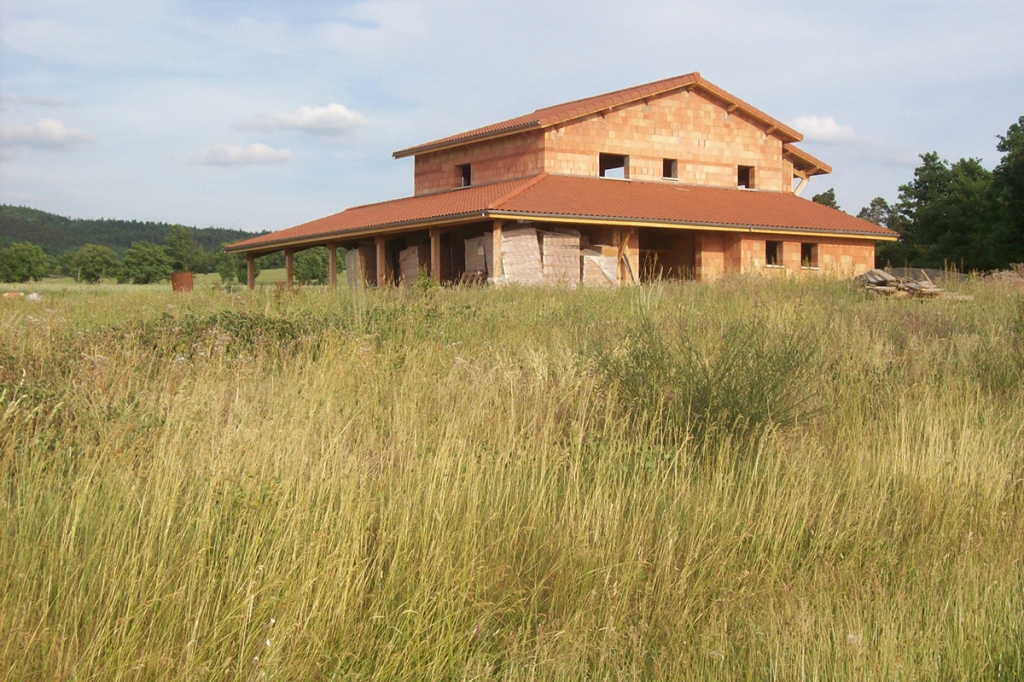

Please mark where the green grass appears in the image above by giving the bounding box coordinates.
[1,276,1022,679]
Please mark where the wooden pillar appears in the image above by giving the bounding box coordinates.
[375,236,387,287]
[429,228,442,282]
[612,228,622,284]
[491,219,504,280]
[285,248,294,289]
[328,243,338,288]
[246,253,256,290]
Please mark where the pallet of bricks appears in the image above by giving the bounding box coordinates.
[399,243,430,284]
[464,223,620,287]
[344,246,377,288]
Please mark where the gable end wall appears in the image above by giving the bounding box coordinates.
[542,89,790,191]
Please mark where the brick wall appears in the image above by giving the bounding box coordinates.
[542,89,790,192]
[692,232,875,280]
[414,131,545,195]
[412,88,794,195]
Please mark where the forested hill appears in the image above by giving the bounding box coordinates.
[0,205,260,256]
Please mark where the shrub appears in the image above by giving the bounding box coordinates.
[118,242,172,284]
[600,312,820,446]
[215,249,237,284]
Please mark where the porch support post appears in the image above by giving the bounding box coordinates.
[375,236,387,287]
[285,248,294,289]
[491,219,504,280]
[612,228,622,284]
[246,252,256,290]
[429,227,442,282]
[328,243,338,288]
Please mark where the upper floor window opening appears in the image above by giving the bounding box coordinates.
[738,165,754,189]
[599,153,628,179]
[663,158,678,180]
[456,164,472,187]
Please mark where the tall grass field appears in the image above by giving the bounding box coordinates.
[1,277,1022,680]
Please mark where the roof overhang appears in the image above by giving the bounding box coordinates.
[226,209,896,254]
[784,144,832,176]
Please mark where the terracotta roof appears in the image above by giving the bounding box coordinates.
[495,175,892,236]
[783,144,832,176]
[227,174,896,252]
[393,73,804,158]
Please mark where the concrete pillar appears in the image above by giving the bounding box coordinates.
[328,243,338,288]
[429,228,442,282]
[375,236,387,287]
[246,252,256,290]
[285,248,294,289]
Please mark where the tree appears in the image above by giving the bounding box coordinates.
[992,115,1024,265]
[811,188,840,211]
[293,246,329,285]
[71,244,121,283]
[119,242,172,284]
[215,248,237,284]
[857,197,894,226]
[0,242,49,282]
[858,198,914,266]
[893,152,996,270]
[164,224,198,272]
[56,251,76,278]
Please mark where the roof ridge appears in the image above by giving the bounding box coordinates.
[393,72,806,158]
[393,73,703,158]
[530,72,700,117]
[487,173,549,209]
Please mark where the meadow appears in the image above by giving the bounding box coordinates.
[1,275,1022,680]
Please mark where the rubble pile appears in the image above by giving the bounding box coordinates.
[861,269,944,297]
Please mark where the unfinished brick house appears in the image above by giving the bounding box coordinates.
[227,72,896,287]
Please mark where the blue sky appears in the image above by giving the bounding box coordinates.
[2,0,1022,233]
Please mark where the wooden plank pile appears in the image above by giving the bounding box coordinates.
[861,269,943,297]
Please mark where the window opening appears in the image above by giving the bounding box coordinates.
[599,153,628,179]
[457,164,472,187]
[663,158,678,179]
[766,240,781,266]
[738,165,754,189]
[801,243,818,268]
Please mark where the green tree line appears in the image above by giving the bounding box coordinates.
[813,115,1023,271]
[0,224,291,285]
[0,206,258,260]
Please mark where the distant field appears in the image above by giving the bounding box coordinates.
[1,277,1022,679]
[23,267,293,290]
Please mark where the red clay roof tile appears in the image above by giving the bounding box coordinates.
[393,73,803,158]
[227,174,896,252]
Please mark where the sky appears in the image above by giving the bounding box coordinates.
[1,0,1022,233]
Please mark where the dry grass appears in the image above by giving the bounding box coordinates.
[1,277,1022,680]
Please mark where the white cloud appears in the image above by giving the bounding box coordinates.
[791,116,857,143]
[240,103,367,137]
[1,118,95,147]
[193,142,292,166]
